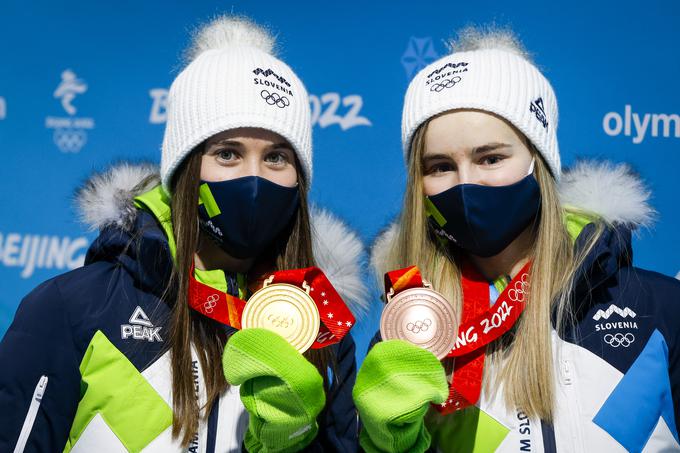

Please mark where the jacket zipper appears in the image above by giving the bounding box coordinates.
[13,375,48,453]
[560,357,586,452]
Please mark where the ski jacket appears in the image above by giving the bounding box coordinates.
[369,162,680,452]
[0,164,367,453]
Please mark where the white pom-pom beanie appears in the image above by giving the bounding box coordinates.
[402,29,561,179]
[161,16,313,190]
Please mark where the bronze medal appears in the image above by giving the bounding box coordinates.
[380,283,457,360]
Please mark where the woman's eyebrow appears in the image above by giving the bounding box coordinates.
[423,143,512,161]
[213,139,244,147]
[270,142,294,150]
[472,142,512,155]
[422,153,452,162]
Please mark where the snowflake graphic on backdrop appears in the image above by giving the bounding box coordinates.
[401,37,440,80]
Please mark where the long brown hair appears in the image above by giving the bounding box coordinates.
[166,148,332,445]
[384,116,603,422]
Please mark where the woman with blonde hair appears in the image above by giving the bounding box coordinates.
[353,27,680,452]
[0,16,364,452]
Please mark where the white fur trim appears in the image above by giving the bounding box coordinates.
[184,16,277,63]
[448,25,532,62]
[368,223,398,289]
[76,163,368,317]
[559,161,656,228]
[76,162,159,231]
[310,206,368,315]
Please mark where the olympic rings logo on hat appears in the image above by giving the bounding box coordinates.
[406,318,433,334]
[260,90,290,108]
[204,294,219,314]
[430,76,462,93]
[604,332,635,348]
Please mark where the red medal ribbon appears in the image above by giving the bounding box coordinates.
[188,264,355,348]
[385,261,531,415]
[437,261,531,414]
[188,263,247,330]
[384,265,424,295]
[447,261,531,357]
[273,267,355,348]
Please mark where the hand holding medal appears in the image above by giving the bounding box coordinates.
[202,267,354,452]
[380,262,531,414]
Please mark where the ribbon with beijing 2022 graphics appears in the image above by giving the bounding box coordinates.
[188,264,354,348]
[384,261,531,414]
[437,261,531,414]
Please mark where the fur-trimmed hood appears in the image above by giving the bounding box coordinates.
[370,160,655,283]
[75,163,368,315]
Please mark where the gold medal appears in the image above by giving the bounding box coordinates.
[380,281,458,360]
[241,276,320,353]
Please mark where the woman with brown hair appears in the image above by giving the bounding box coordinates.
[353,27,680,452]
[0,16,364,452]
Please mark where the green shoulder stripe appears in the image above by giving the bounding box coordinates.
[134,185,177,259]
[63,330,172,453]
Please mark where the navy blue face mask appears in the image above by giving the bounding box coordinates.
[425,165,541,258]
[197,176,299,259]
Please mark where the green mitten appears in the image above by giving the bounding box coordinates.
[223,328,325,453]
[352,340,449,453]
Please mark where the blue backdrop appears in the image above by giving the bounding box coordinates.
[1,0,679,362]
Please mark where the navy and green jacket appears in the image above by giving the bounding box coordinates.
[369,161,680,452]
[0,164,366,452]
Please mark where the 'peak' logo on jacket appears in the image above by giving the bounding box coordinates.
[121,306,162,342]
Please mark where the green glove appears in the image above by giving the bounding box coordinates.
[352,340,449,453]
[223,328,325,453]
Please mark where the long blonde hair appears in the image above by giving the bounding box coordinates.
[387,117,602,421]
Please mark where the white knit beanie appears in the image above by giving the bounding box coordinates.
[402,27,561,179]
[161,16,313,190]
